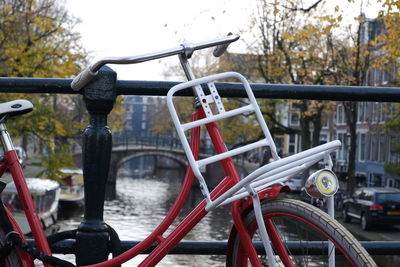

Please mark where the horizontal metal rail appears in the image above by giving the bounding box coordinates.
[31,240,400,256]
[1,77,400,102]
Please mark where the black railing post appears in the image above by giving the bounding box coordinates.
[75,66,117,265]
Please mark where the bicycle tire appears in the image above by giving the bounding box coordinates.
[0,225,22,267]
[227,198,376,267]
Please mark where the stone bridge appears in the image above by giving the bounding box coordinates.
[73,136,255,199]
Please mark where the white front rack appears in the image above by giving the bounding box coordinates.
[167,72,341,211]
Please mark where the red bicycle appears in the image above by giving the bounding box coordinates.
[0,34,376,266]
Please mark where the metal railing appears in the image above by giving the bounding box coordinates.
[113,135,184,150]
[41,240,400,256]
[1,76,400,101]
[1,70,400,263]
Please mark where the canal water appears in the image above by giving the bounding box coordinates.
[55,167,232,266]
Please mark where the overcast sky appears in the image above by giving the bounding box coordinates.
[65,0,256,80]
[65,0,380,81]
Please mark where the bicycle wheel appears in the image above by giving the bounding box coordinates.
[0,225,22,267]
[227,198,376,267]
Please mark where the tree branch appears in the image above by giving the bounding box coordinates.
[282,0,324,13]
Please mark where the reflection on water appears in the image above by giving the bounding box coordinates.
[55,168,231,266]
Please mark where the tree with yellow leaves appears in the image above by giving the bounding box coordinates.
[240,0,341,155]
[376,0,400,177]
[0,0,88,179]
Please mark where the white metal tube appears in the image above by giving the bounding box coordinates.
[181,105,254,131]
[217,153,322,207]
[327,196,335,267]
[252,193,277,267]
[206,146,338,210]
[0,123,14,152]
[197,139,268,167]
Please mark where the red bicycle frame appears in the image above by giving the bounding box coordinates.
[2,104,290,266]
[1,104,292,267]
[0,149,51,267]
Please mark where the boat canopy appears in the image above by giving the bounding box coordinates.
[4,178,59,195]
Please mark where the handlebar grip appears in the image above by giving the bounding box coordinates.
[213,33,233,57]
[71,68,97,91]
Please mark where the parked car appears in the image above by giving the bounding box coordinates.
[342,187,400,230]
[283,176,303,192]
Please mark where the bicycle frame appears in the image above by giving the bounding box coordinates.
[0,105,286,267]
[0,122,51,267]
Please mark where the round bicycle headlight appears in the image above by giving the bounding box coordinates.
[305,169,339,199]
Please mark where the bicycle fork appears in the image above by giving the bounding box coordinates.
[232,190,293,267]
[249,188,278,267]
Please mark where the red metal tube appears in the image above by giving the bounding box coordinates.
[5,150,51,267]
[4,205,34,267]
[139,176,234,266]
[265,218,294,267]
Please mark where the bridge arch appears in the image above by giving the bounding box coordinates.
[106,149,189,199]
[117,151,188,171]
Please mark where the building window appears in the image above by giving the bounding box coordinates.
[379,134,386,162]
[357,102,364,123]
[389,136,399,163]
[379,103,387,123]
[321,113,329,128]
[372,68,378,85]
[369,134,379,161]
[336,104,345,125]
[359,133,366,161]
[357,102,369,123]
[290,112,300,126]
[288,134,296,154]
[337,132,347,161]
[372,102,379,123]
[388,103,396,120]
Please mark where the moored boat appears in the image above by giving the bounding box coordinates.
[59,168,84,208]
[1,178,60,234]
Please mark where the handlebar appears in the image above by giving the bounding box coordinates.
[213,32,234,57]
[71,34,240,91]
